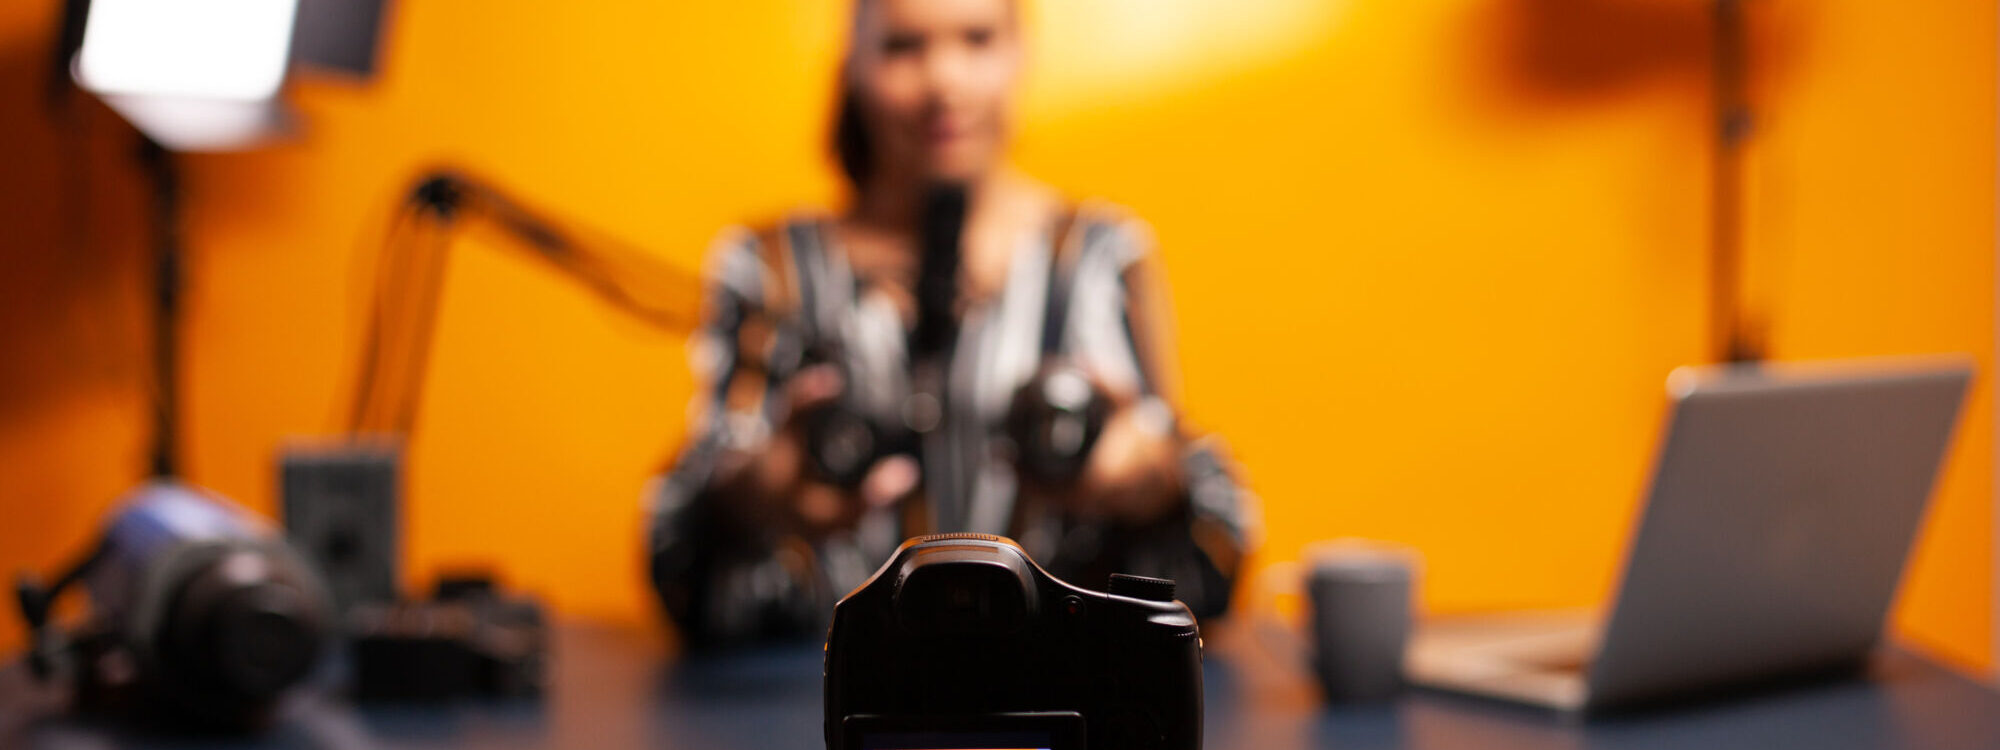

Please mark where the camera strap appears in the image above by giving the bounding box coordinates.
[1038,211,1113,359]
[782,218,855,359]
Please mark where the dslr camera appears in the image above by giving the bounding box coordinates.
[824,534,1202,750]
[14,483,333,729]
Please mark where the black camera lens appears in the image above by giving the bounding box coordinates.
[805,406,881,489]
[1007,366,1110,485]
[158,547,326,702]
[210,584,319,696]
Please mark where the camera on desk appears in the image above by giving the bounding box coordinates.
[13,483,334,730]
[344,574,547,702]
[824,534,1202,750]
[281,445,548,703]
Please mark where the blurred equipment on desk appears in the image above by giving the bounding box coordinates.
[346,573,547,702]
[11,483,333,730]
[278,167,701,701]
[824,534,1201,750]
[282,440,402,619]
[285,465,550,704]
[1408,357,1972,713]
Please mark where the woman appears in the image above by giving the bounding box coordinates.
[648,0,1252,646]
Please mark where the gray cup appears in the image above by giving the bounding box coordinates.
[1306,544,1416,703]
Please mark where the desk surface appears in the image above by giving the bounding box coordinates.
[4,621,1998,750]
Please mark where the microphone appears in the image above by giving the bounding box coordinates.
[910,182,968,362]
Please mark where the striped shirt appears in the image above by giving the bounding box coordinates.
[646,204,1252,646]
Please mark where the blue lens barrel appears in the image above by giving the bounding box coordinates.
[85,482,332,724]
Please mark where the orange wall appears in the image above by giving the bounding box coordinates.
[0,1,1991,672]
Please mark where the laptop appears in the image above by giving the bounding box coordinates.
[1406,357,1972,712]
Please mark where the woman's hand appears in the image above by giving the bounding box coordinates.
[1010,363,1185,526]
[729,365,921,540]
[1065,396,1185,525]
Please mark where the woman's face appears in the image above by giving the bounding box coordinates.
[851,0,1021,185]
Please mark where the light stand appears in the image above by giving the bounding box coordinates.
[1710,0,1762,364]
[139,138,183,477]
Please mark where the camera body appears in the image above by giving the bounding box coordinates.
[791,340,918,489]
[824,534,1202,750]
[801,396,915,490]
[348,574,547,701]
[1006,364,1113,486]
[18,483,333,729]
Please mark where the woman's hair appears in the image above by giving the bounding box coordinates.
[832,0,877,189]
[833,84,873,188]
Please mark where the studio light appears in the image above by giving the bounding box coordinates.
[73,0,302,151]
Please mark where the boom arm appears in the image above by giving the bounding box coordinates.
[350,169,704,436]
